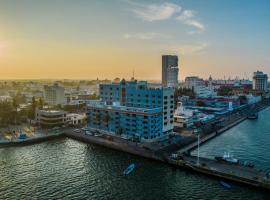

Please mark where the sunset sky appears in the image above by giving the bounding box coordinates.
[0,0,269,80]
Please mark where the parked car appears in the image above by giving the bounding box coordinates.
[85,131,92,136]
[74,129,81,133]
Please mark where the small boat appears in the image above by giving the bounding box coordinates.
[247,113,258,120]
[215,152,238,164]
[123,163,136,176]
[241,160,255,168]
[220,181,231,189]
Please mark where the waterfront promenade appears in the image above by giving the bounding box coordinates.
[1,102,269,190]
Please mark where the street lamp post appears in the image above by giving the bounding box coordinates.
[197,132,200,166]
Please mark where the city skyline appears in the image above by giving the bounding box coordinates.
[0,0,269,80]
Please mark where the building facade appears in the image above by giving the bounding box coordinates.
[36,109,67,127]
[162,55,179,88]
[44,83,66,105]
[184,76,216,98]
[87,80,174,141]
[252,71,268,91]
[67,113,87,126]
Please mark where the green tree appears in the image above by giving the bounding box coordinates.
[28,97,37,120]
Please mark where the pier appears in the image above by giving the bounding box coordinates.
[62,129,270,191]
[168,155,270,190]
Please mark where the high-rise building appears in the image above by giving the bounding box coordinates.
[87,79,174,142]
[252,71,268,91]
[44,83,66,105]
[162,55,179,88]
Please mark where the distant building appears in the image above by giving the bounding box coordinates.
[252,71,268,91]
[36,109,67,127]
[162,55,179,88]
[185,76,204,89]
[44,83,66,105]
[87,79,174,142]
[174,102,215,129]
[0,95,12,102]
[184,76,216,98]
[212,79,252,88]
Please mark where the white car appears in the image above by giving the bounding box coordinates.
[74,129,81,133]
[85,131,92,136]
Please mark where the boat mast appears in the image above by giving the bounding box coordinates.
[197,132,200,166]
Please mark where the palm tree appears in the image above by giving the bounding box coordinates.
[12,97,19,124]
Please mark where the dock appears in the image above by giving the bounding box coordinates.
[62,129,270,191]
[168,155,270,190]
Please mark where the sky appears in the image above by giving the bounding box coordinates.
[0,0,269,80]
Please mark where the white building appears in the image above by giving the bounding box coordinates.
[67,113,87,126]
[185,76,204,89]
[174,102,194,128]
[36,109,67,127]
[184,76,216,98]
[0,95,12,102]
[174,102,215,129]
[252,71,268,91]
[162,55,179,88]
[44,83,66,105]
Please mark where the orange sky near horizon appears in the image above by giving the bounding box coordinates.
[0,0,269,81]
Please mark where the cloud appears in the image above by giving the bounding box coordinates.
[127,1,205,34]
[177,42,209,55]
[176,9,205,33]
[176,10,194,21]
[123,32,170,40]
[131,2,181,21]
[184,20,205,31]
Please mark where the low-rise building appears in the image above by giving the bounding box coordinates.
[184,76,216,98]
[36,109,67,127]
[67,113,87,126]
[174,102,215,129]
[0,95,13,102]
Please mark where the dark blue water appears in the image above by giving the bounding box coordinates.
[192,107,270,172]
[1,109,270,199]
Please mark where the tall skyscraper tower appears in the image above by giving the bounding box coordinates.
[162,55,179,88]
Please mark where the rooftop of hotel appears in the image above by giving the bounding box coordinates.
[38,110,65,114]
[87,100,162,114]
[100,79,173,91]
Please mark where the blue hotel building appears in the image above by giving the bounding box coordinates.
[87,79,174,142]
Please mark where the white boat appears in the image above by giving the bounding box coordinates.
[123,163,136,176]
[215,152,238,164]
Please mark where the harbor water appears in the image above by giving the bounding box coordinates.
[1,108,270,199]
